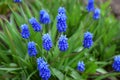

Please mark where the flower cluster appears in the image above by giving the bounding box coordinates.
[58,35,68,52]
[86,0,101,20]
[93,8,100,20]
[56,14,67,32]
[40,10,51,24]
[86,0,94,12]
[112,55,120,72]
[56,7,69,52]
[19,6,98,79]
[42,33,52,51]
[77,61,85,72]
[56,7,67,32]
[21,24,30,39]
[28,41,37,57]
[20,11,52,79]
[37,57,51,80]
[83,32,93,49]
[29,17,42,32]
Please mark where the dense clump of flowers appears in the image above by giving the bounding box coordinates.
[77,61,85,72]
[29,17,42,32]
[40,10,51,24]
[56,7,67,33]
[37,57,51,80]
[21,24,30,39]
[42,33,52,51]
[58,7,66,14]
[14,0,21,3]
[83,32,93,48]
[93,8,100,20]
[58,35,68,52]
[112,55,120,72]
[56,13,67,32]
[86,0,94,12]
[28,41,37,57]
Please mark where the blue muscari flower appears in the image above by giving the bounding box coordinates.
[83,32,93,48]
[86,0,94,12]
[37,57,51,80]
[21,24,30,39]
[42,33,52,51]
[112,55,120,72]
[28,41,37,57]
[58,35,68,52]
[14,0,21,3]
[29,17,42,32]
[93,8,100,20]
[77,61,85,72]
[40,10,51,24]
[58,7,66,14]
[56,13,67,32]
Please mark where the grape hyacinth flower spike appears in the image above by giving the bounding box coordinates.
[93,8,101,20]
[37,57,51,80]
[28,41,37,57]
[58,35,68,52]
[56,13,67,32]
[112,55,120,72]
[86,0,94,12]
[40,10,51,24]
[77,61,85,72]
[42,33,52,51]
[21,24,30,39]
[29,17,42,32]
[83,32,93,48]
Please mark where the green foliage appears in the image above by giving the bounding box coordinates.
[0,0,120,80]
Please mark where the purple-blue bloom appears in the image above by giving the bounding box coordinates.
[77,61,85,72]
[21,24,30,39]
[93,8,100,20]
[37,57,51,80]
[28,41,37,57]
[86,0,94,12]
[58,35,68,52]
[42,33,52,51]
[112,55,120,72]
[56,13,67,32]
[40,10,51,24]
[29,17,42,32]
[14,0,21,3]
[83,32,93,48]
[58,7,66,14]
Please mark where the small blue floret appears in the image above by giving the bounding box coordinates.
[86,0,94,12]
[77,61,85,72]
[40,10,51,24]
[56,13,67,32]
[83,32,93,48]
[112,55,120,72]
[58,7,66,14]
[21,24,30,39]
[37,57,51,80]
[93,8,100,20]
[29,17,42,32]
[42,33,52,51]
[28,41,37,57]
[58,35,68,52]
